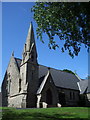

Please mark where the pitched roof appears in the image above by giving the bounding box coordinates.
[78,79,90,94]
[88,78,90,93]
[37,71,50,94]
[39,65,80,90]
[14,58,80,90]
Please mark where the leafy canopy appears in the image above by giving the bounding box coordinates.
[32,2,90,58]
[63,69,75,75]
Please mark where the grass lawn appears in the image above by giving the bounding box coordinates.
[0,107,90,120]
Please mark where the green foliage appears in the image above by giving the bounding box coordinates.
[32,2,90,58]
[63,69,75,75]
[2,107,90,120]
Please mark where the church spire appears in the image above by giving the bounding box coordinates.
[26,22,35,52]
[22,22,37,63]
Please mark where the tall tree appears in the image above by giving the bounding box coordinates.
[32,2,90,58]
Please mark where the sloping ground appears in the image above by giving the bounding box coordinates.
[1,107,90,120]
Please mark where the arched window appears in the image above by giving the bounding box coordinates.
[31,52,34,62]
[7,80,11,94]
[70,91,72,100]
[73,92,75,100]
[19,79,21,92]
[7,73,11,95]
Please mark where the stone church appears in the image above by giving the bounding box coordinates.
[2,23,84,108]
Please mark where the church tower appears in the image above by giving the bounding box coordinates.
[20,22,38,108]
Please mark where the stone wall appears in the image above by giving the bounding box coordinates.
[8,94,27,108]
[57,87,79,106]
[7,56,20,96]
[2,56,21,107]
[86,93,90,106]
[25,62,39,108]
[1,72,8,106]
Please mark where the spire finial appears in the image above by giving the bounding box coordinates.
[12,51,14,56]
[29,21,33,33]
[30,21,32,25]
[26,22,35,52]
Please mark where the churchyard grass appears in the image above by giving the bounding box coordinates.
[1,107,90,120]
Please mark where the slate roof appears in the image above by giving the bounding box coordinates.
[14,58,80,91]
[39,65,80,90]
[78,79,90,94]
[88,79,90,93]
[37,71,50,94]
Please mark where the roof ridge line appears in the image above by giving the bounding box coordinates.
[39,64,75,74]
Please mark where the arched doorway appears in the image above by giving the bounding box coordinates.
[46,89,53,105]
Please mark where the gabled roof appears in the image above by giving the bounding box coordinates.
[78,79,89,94]
[37,71,50,94]
[39,65,80,90]
[14,58,80,90]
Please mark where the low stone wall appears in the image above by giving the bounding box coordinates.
[9,94,26,108]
